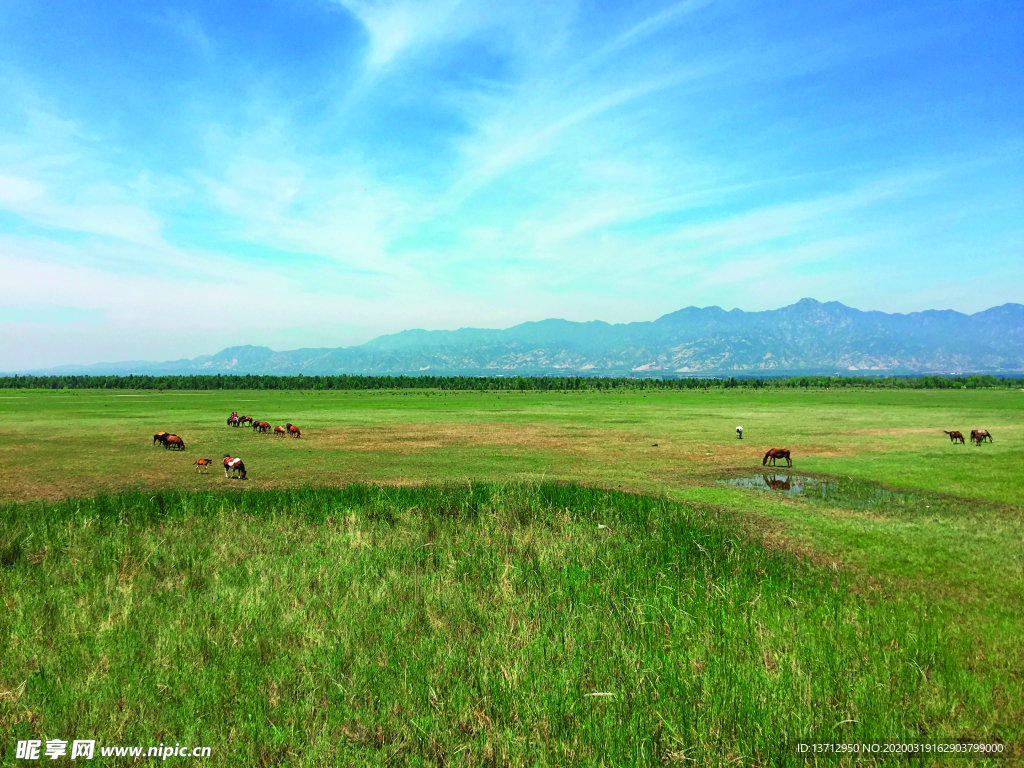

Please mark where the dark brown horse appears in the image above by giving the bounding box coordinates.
[227,415,240,427]
[286,423,301,438]
[943,430,965,444]
[253,421,271,433]
[763,448,792,467]
[153,431,169,446]
[239,415,253,427]
[165,435,185,451]
[970,429,992,445]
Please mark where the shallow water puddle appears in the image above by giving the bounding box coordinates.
[719,474,915,509]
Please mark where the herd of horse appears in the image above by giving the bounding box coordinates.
[944,428,993,446]
[155,418,996,483]
[152,431,185,450]
[759,426,993,470]
[151,414,304,480]
[229,415,301,438]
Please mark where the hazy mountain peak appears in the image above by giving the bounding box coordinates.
[12,300,1023,376]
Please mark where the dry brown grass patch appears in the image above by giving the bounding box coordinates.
[313,421,587,454]
[676,441,858,463]
[848,427,946,436]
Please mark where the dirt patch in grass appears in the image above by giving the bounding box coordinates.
[0,474,176,503]
[0,477,77,503]
[677,442,857,463]
[0,442,39,452]
[313,422,599,455]
[848,427,948,436]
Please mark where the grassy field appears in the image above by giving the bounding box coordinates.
[1,388,1022,764]
[2,387,1021,499]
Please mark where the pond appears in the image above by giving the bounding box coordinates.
[719,474,915,509]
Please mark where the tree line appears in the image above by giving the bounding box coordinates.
[0,373,1018,391]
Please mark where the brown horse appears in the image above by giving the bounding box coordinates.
[239,415,253,427]
[153,431,169,446]
[227,415,240,427]
[274,426,287,437]
[970,429,992,445]
[222,455,246,479]
[253,421,271,433]
[165,435,185,451]
[943,430,965,444]
[286,423,301,438]
[763,448,792,467]
[194,458,213,474]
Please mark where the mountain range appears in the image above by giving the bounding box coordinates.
[15,299,1024,377]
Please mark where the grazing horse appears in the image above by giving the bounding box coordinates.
[194,458,213,474]
[239,415,253,427]
[165,435,185,451]
[153,431,169,446]
[763,448,792,467]
[286,423,301,438]
[253,420,270,433]
[970,429,993,445]
[274,425,287,437]
[943,430,965,444]
[222,455,246,479]
[736,426,743,440]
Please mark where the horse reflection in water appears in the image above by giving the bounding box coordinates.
[762,474,791,491]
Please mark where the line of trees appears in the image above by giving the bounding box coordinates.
[0,373,1018,391]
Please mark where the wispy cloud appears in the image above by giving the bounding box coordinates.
[578,0,716,72]
[0,172,165,246]
[333,0,469,70]
[157,9,213,54]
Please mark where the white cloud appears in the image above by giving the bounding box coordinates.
[333,0,469,70]
[0,173,45,204]
[0,171,165,247]
[200,162,406,272]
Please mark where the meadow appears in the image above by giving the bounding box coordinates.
[0,387,1021,765]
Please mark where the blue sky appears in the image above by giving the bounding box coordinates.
[1,0,1021,370]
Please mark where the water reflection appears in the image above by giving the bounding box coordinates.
[719,474,910,508]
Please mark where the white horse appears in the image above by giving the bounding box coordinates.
[736,426,743,439]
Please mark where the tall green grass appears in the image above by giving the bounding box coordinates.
[0,484,1011,765]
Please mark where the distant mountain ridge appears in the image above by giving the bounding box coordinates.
[13,299,1024,377]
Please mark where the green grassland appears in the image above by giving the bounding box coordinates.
[1,388,1022,765]
[2,387,1020,499]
